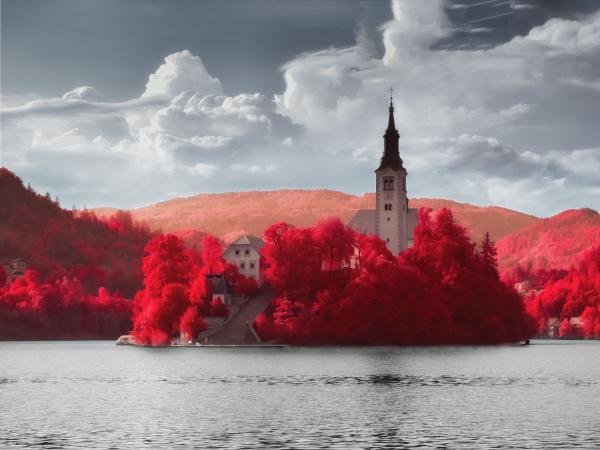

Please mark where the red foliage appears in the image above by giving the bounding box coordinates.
[497,208,600,273]
[255,210,536,345]
[180,307,207,343]
[223,263,259,297]
[523,245,600,338]
[131,234,257,345]
[0,169,253,341]
[0,271,131,340]
[0,169,153,297]
[141,234,191,295]
[209,298,229,317]
[0,266,6,287]
[201,235,226,274]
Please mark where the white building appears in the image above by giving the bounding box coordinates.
[222,235,266,286]
[348,97,418,254]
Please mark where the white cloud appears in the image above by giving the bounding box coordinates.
[232,163,276,173]
[188,162,218,176]
[2,6,599,216]
[142,50,223,98]
[1,50,301,208]
[273,1,600,215]
[62,86,102,101]
[523,12,600,49]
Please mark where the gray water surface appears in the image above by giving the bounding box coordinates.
[1,341,599,449]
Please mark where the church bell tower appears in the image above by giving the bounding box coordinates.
[375,92,409,254]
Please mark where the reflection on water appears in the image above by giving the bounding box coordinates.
[1,341,600,449]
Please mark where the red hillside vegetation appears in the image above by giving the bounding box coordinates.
[0,168,258,341]
[0,168,155,339]
[0,168,153,297]
[94,191,538,244]
[496,209,600,272]
[523,245,600,339]
[170,229,210,249]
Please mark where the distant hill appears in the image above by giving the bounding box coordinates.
[0,168,152,296]
[496,208,600,272]
[94,189,538,244]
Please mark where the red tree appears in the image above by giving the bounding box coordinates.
[255,208,536,345]
[524,245,600,338]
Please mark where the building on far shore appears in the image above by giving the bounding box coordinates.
[348,95,418,255]
[222,235,266,286]
[1,258,27,283]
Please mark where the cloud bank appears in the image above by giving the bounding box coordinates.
[1,2,599,216]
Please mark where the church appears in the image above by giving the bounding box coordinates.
[348,95,418,254]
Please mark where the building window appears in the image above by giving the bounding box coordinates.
[235,249,240,256]
[383,203,392,211]
[250,262,255,269]
[244,249,250,256]
[387,217,390,221]
[383,177,394,191]
[240,262,245,270]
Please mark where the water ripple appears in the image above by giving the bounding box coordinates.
[3,373,597,388]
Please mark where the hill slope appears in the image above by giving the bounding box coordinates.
[496,208,600,272]
[94,190,538,244]
[0,168,152,296]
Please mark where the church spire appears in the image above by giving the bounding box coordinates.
[387,88,396,131]
[377,89,404,171]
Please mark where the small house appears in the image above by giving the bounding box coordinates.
[223,235,266,286]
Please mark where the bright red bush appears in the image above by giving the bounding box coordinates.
[209,298,229,317]
[180,307,207,343]
[0,270,131,340]
[255,210,536,345]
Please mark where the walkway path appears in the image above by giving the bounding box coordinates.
[209,284,276,345]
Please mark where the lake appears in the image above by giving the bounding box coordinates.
[1,341,599,449]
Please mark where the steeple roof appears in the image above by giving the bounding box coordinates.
[376,94,404,172]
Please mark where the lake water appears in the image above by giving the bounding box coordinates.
[1,341,600,449]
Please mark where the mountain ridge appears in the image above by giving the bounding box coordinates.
[93,189,539,246]
[496,208,600,272]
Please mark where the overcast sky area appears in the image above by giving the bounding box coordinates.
[1,0,599,217]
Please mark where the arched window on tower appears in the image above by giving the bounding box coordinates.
[383,177,394,191]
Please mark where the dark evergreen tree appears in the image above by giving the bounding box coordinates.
[481,231,499,278]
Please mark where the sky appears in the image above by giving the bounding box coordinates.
[1,0,599,217]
